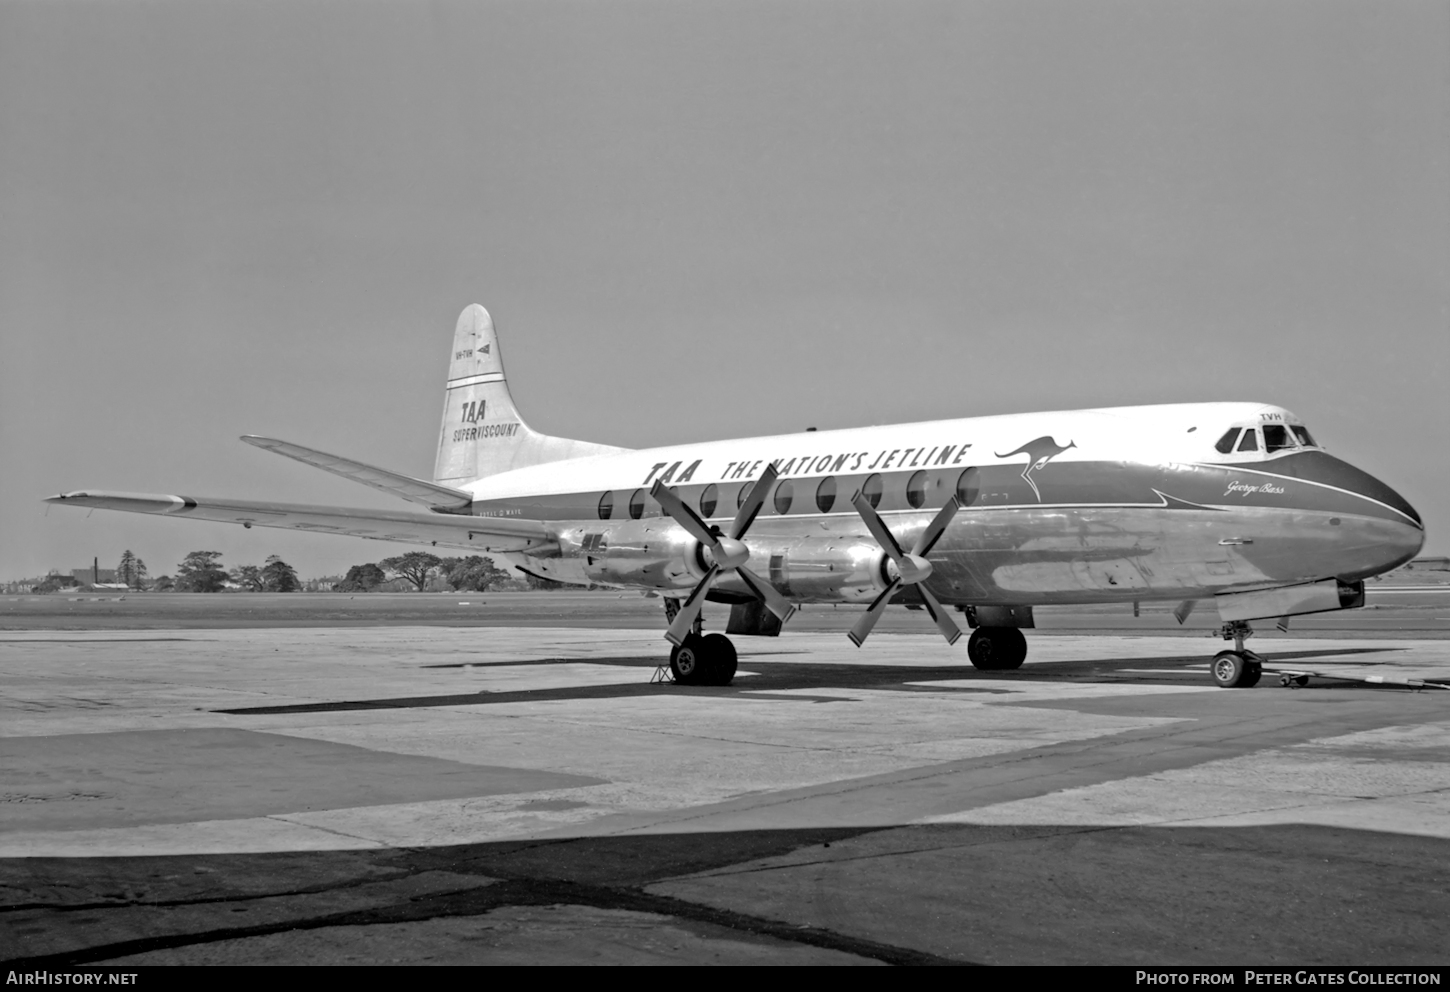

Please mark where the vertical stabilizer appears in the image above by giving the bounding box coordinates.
[434,305,627,486]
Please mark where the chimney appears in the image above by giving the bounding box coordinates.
[93,557,99,584]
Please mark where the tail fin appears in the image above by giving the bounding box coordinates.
[434,305,628,486]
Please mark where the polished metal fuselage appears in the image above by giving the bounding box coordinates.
[484,452,1425,607]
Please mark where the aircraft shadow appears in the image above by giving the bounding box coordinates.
[216,647,1400,715]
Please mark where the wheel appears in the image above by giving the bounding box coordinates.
[967,627,1027,671]
[1211,650,1261,688]
[670,635,707,685]
[700,633,737,686]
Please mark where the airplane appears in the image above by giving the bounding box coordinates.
[47,305,1425,689]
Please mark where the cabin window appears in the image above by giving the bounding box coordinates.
[628,488,646,519]
[1291,425,1316,448]
[737,481,754,509]
[956,467,980,506]
[861,473,883,509]
[773,480,794,514]
[1263,424,1293,453]
[699,484,718,518]
[815,476,837,513]
[906,470,929,509]
[1214,429,1241,454]
[597,491,614,520]
[1236,429,1259,453]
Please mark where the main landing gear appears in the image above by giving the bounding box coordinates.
[669,633,739,687]
[967,627,1027,671]
[660,597,738,686]
[1211,620,1263,688]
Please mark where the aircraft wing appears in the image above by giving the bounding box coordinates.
[44,491,556,554]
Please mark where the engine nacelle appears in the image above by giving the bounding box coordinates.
[710,537,892,604]
[570,523,901,604]
[574,522,702,591]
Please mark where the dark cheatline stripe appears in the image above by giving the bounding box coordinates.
[465,453,1420,526]
[1243,451,1421,526]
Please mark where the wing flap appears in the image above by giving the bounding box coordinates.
[45,491,554,554]
[241,435,473,510]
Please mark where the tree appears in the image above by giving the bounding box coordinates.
[260,555,300,592]
[176,551,227,592]
[379,552,442,592]
[152,575,175,592]
[441,555,510,592]
[117,550,148,589]
[229,564,264,592]
[335,563,386,592]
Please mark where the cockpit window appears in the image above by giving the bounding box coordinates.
[1263,424,1293,453]
[1291,425,1315,447]
[1214,428,1241,454]
[1236,428,1259,452]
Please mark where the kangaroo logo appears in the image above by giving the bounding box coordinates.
[995,436,1076,502]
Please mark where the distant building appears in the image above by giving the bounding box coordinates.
[73,567,119,584]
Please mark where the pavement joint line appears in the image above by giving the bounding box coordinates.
[581,731,1220,837]
[2,876,969,968]
[575,706,1409,838]
[0,867,429,914]
[263,814,405,847]
[668,821,1193,880]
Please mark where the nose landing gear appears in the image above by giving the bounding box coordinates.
[1210,620,1263,688]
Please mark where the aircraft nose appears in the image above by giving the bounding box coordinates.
[1347,468,1425,574]
[1275,450,1424,577]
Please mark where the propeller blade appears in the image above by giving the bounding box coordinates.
[851,490,905,562]
[847,579,901,648]
[665,565,718,645]
[735,565,797,623]
[650,480,718,549]
[730,462,780,540]
[912,496,962,557]
[916,585,963,645]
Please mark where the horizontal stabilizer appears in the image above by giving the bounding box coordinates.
[243,436,472,511]
[44,491,553,554]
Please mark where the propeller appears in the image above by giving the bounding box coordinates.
[650,462,796,646]
[847,492,963,648]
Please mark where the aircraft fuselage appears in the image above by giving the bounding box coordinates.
[464,402,1424,608]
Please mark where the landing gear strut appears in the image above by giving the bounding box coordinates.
[967,627,1027,671]
[1210,620,1262,688]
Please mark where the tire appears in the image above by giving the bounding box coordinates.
[1211,650,1260,688]
[1241,658,1262,688]
[700,633,737,686]
[670,636,707,685]
[967,627,1027,671]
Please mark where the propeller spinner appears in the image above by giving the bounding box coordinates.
[650,462,796,645]
[848,492,963,647]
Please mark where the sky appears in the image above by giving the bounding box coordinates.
[2,0,1447,580]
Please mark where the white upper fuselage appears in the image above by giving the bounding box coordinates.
[465,402,1298,504]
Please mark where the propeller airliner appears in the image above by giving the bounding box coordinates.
[48,305,1425,688]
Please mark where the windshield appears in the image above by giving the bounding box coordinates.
[1263,424,1294,453]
